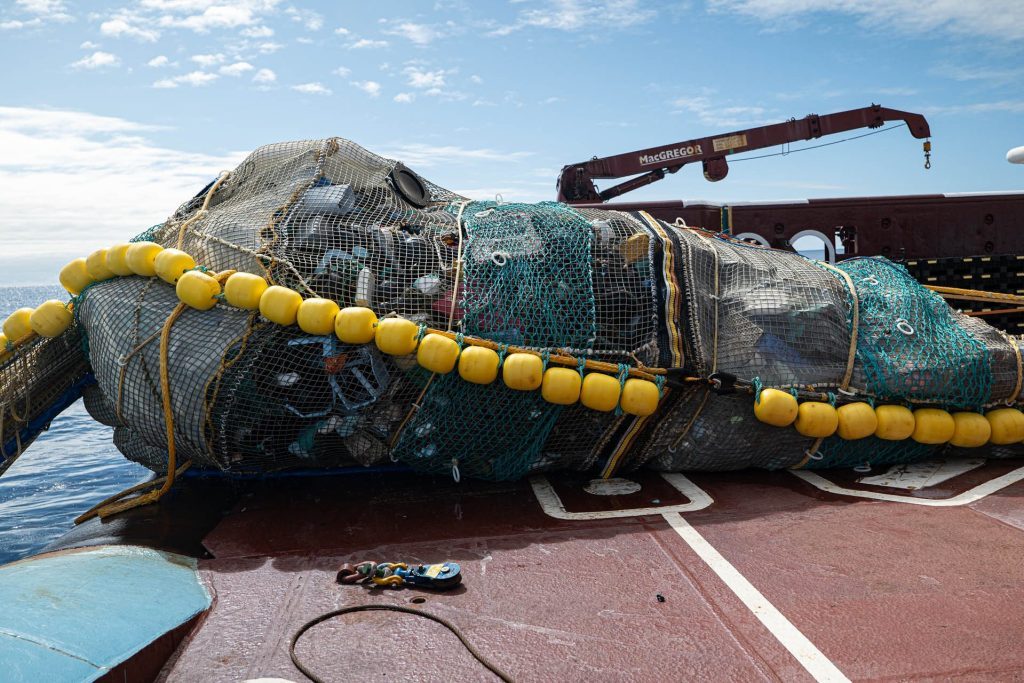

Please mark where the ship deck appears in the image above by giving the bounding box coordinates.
[28,458,1024,681]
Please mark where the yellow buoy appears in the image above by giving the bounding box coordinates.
[581,372,621,412]
[458,346,500,384]
[911,408,954,445]
[0,333,7,359]
[29,300,72,338]
[3,308,34,342]
[105,243,134,277]
[374,318,419,355]
[59,258,93,296]
[794,402,839,438]
[223,272,268,310]
[176,270,221,311]
[836,402,878,440]
[502,353,543,391]
[125,242,164,277]
[297,298,340,336]
[753,388,798,427]
[258,286,303,326]
[335,307,378,345]
[154,248,196,285]
[950,412,991,448]
[874,405,916,441]
[85,249,115,281]
[417,333,460,374]
[620,378,660,416]
[986,407,1024,445]
[541,367,582,405]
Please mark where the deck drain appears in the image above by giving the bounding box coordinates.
[409,596,427,604]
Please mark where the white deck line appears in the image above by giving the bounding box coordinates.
[662,512,850,683]
[791,465,1024,506]
[528,472,713,520]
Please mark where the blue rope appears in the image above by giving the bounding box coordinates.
[752,377,763,404]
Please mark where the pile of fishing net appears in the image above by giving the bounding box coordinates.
[3,137,1022,480]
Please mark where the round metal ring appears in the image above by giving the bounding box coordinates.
[805,450,824,461]
[895,319,915,336]
[491,251,509,267]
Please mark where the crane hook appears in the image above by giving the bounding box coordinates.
[923,139,932,170]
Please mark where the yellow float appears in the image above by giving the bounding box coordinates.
[580,372,621,412]
[874,405,916,441]
[176,270,221,311]
[223,272,268,310]
[154,248,196,285]
[950,412,991,448]
[104,243,135,277]
[620,378,660,417]
[541,367,582,405]
[297,298,340,336]
[3,307,34,342]
[125,242,164,277]
[502,353,543,391]
[985,407,1024,445]
[794,401,839,438]
[334,307,378,345]
[28,300,72,338]
[85,249,115,281]
[753,388,798,427]
[910,408,954,445]
[417,333,461,374]
[836,402,877,440]
[59,258,93,296]
[374,318,419,356]
[458,346,500,385]
[258,285,303,326]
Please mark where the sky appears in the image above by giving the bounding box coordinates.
[1,0,1022,284]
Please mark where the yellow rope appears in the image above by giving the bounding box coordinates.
[1004,333,1023,404]
[669,388,712,452]
[176,172,230,249]
[815,261,860,391]
[926,284,1024,305]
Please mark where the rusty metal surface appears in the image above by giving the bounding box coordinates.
[157,465,1024,681]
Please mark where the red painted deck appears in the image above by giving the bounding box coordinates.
[157,461,1024,682]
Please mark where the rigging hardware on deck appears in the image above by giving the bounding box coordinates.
[557,104,932,203]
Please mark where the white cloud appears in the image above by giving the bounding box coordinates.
[0,105,246,282]
[373,143,532,167]
[334,26,350,35]
[5,0,71,26]
[70,51,121,70]
[157,3,265,32]
[708,0,1024,41]
[671,95,769,128]
[100,16,160,41]
[404,65,447,89]
[220,61,254,76]
[490,0,655,36]
[924,100,1024,116]
[470,74,482,84]
[152,70,219,88]
[240,24,273,37]
[349,38,388,49]
[258,41,283,53]
[79,40,100,49]
[333,66,351,77]
[285,6,322,31]
[351,80,382,97]
[394,92,414,103]
[383,21,443,45]
[252,67,276,83]
[292,82,332,95]
[191,53,225,67]
[147,55,171,67]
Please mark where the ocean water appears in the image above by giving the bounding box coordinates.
[0,285,149,565]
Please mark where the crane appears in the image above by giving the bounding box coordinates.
[556,104,932,203]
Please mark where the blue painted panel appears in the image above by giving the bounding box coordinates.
[0,545,211,681]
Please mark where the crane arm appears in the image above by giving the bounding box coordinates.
[556,104,931,203]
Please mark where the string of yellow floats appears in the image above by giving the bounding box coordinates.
[5,241,1024,455]
[3,242,664,419]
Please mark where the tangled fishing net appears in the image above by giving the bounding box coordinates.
[2,137,1022,481]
